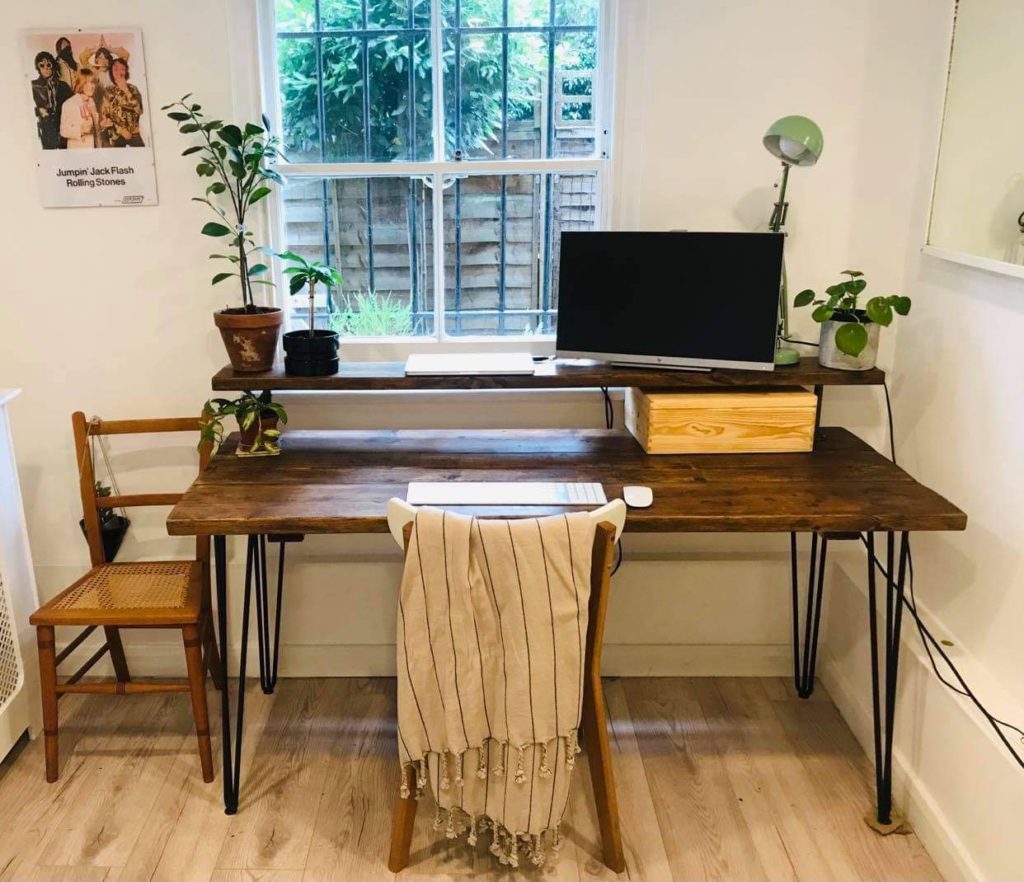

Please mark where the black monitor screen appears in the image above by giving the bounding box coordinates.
[555,231,783,370]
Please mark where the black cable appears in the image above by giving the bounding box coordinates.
[875,378,1024,764]
[600,386,613,429]
[781,335,819,348]
[611,539,622,576]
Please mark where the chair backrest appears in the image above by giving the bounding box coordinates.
[385,497,626,550]
[72,411,211,567]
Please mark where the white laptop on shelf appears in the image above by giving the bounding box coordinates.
[405,352,536,376]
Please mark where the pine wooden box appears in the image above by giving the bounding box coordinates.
[624,386,818,454]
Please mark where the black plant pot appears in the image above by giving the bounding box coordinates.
[283,329,340,377]
[79,514,131,562]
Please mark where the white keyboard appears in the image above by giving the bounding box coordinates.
[406,481,608,506]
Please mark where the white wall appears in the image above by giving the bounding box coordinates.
[3,0,892,681]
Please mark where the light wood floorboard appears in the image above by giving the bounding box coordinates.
[0,677,942,882]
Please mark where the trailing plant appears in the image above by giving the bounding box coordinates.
[274,250,343,336]
[161,94,284,311]
[94,481,121,527]
[794,270,912,357]
[200,391,287,455]
[330,289,414,337]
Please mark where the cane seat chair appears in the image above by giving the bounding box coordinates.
[29,412,222,783]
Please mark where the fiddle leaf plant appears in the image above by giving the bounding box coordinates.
[273,250,343,336]
[200,391,288,456]
[794,270,911,357]
[161,94,285,311]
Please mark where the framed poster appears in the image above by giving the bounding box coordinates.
[21,28,157,207]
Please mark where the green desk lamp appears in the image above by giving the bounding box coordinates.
[763,115,823,366]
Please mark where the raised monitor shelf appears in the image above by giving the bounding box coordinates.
[212,357,884,392]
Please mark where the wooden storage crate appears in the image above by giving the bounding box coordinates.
[624,386,818,454]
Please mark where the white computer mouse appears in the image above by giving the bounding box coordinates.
[622,486,653,508]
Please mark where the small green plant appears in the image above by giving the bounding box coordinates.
[94,482,120,527]
[330,289,414,337]
[162,94,284,311]
[274,250,343,336]
[200,391,287,455]
[794,270,911,357]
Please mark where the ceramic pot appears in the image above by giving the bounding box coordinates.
[237,412,281,457]
[282,329,340,376]
[818,312,880,371]
[79,513,130,562]
[214,307,283,372]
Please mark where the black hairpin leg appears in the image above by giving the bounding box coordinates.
[865,530,911,832]
[253,535,294,695]
[790,531,828,698]
[214,534,258,815]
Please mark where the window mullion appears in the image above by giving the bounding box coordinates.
[431,172,446,341]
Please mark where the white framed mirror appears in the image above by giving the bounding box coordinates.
[926,0,1024,278]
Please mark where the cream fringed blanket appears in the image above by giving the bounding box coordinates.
[396,507,597,867]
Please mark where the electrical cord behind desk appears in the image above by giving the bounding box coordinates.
[868,379,1024,769]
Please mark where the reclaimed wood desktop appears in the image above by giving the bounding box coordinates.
[168,420,965,829]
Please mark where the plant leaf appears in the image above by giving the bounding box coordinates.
[211,272,236,285]
[289,275,307,295]
[247,263,269,275]
[201,222,232,237]
[811,305,835,323]
[865,296,893,327]
[244,122,264,137]
[846,278,867,296]
[793,289,815,307]
[835,322,869,356]
[168,111,191,121]
[841,269,864,278]
[181,145,203,156]
[248,187,272,205]
[892,295,912,316]
[219,124,243,146]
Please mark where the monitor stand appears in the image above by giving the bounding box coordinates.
[609,361,712,373]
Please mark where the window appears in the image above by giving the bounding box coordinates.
[261,0,610,348]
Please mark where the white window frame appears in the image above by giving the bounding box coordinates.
[255,0,617,360]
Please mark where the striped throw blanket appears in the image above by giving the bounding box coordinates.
[396,507,597,867]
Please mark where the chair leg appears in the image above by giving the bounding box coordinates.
[103,626,131,682]
[388,764,418,873]
[182,623,214,783]
[36,626,59,783]
[581,673,625,873]
[202,613,224,691]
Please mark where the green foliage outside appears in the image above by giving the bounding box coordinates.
[330,289,414,336]
[275,0,598,161]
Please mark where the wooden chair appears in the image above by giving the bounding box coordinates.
[29,412,222,783]
[384,498,627,873]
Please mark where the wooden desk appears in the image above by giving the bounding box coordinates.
[168,427,966,828]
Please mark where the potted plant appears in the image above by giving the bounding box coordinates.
[200,391,287,457]
[275,251,343,376]
[794,270,911,371]
[163,94,285,372]
[79,481,131,562]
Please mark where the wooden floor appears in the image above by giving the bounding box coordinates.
[0,677,941,882]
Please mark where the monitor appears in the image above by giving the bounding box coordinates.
[555,231,784,371]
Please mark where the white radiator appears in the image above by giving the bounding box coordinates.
[0,390,40,760]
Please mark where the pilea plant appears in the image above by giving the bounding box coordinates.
[794,270,912,357]
[200,391,288,457]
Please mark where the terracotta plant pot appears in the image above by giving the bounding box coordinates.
[214,307,283,372]
[237,412,280,457]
